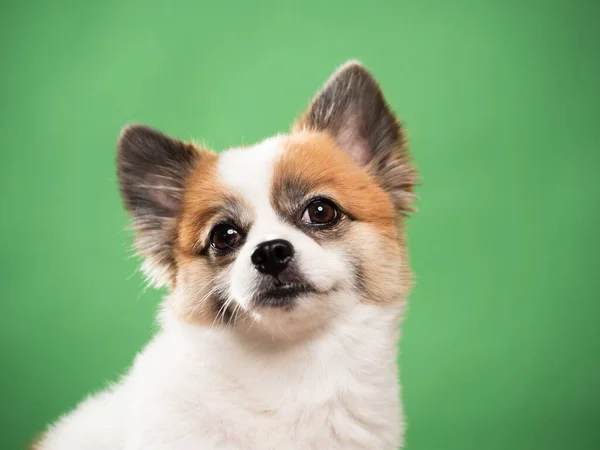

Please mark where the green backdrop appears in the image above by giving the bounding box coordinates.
[1,1,599,448]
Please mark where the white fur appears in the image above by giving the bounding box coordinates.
[38,137,406,449]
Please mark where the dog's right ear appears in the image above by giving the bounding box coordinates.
[117,125,214,287]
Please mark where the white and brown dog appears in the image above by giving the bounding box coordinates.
[35,61,417,450]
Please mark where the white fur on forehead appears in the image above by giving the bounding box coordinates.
[216,136,284,211]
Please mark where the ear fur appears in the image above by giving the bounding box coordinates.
[294,61,416,213]
[116,124,209,287]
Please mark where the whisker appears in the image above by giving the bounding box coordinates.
[133,184,182,192]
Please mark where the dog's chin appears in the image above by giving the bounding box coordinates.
[240,284,346,342]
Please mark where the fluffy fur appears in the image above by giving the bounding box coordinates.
[35,61,417,450]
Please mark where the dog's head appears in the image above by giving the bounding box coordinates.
[117,62,416,340]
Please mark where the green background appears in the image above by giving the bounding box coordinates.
[1,0,599,448]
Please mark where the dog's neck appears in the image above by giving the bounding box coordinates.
[159,295,405,406]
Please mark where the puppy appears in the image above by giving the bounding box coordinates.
[34,61,417,450]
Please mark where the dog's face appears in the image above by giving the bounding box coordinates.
[117,62,416,340]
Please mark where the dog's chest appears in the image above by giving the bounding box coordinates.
[173,353,400,448]
[180,376,401,450]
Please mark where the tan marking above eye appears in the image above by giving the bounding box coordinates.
[272,132,398,239]
[178,157,255,256]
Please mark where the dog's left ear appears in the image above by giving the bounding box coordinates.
[117,125,213,287]
[293,61,416,213]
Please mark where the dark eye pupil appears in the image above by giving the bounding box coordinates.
[211,224,241,250]
[312,204,326,218]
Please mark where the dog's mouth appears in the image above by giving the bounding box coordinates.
[253,283,316,309]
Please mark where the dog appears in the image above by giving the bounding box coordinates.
[34,61,417,450]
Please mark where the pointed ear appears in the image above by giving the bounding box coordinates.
[116,124,212,287]
[293,61,416,213]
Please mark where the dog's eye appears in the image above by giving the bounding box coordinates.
[210,223,242,251]
[301,199,339,225]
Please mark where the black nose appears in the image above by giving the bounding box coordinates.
[251,239,294,278]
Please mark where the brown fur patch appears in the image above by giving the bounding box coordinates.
[173,152,254,324]
[177,153,224,254]
[273,132,399,239]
